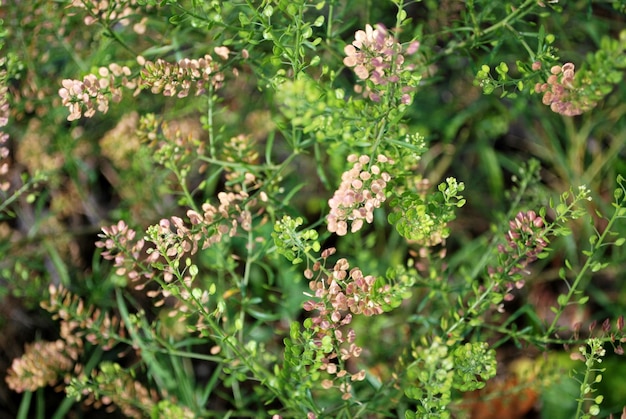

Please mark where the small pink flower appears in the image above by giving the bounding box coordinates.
[343,23,419,104]
[327,154,393,235]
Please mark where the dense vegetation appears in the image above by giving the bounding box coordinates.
[1,1,626,418]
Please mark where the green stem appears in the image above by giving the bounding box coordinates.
[505,23,535,59]
[173,164,200,213]
[467,160,539,280]
[115,289,282,401]
[238,189,256,344]
[0,172,47,214]
[445,282,493,337]
[75,0,136,56]
[326,1,334,43]
[544,203,621,338]
[369,117,388,162]
[207,87,217,159]
[436,0,538,59]
[482,0,538,37]
[574,368,592,419]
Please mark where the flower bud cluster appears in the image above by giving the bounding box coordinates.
[44,284,126,351]
[79,362,159,418]
[187,189,254,246]
[0,70,11,192]
[69,0,148,34]
[143,187,262,316]
[534,63,595,116]
[491,210,548,279]
[327,154,393,236]
[95,220,154,289]
[59,64,136,121]
[343,24,419,104]
[5,339,76,393]
[221,134,260,183]
[144,216,200,286]
[95,179,261,300]
[139,49,230,98]
[59,49,236,120]
[302,251,394,399]
[7,284,127,393]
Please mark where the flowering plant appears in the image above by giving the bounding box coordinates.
[1,0,626,418]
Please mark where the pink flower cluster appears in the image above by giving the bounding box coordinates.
[302,250,394,399]
[96,186,256,288]
[534,63,595,116]
[327,154,393,236]
[144,216,200,286]
[59,64,136,121]
[304,256,384,317]
[5,339,76,393]
[343,24,419,103]
[492,210,548,278]
[69,0,147,34]
[139,49,230,98]
[96,220,154,288]
[7,284,127,393]
[0,72,10,191]
[43,284,125,351]
[484,211,547,310]
[187,189,254,246]
[59,49,234,121]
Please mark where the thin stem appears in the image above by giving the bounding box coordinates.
[0,172,46,214]
[207,88,217,159]
[544,203,621,338]
[326,1,334,43]
[574,366,592,419]
[435,0,538,60]
[445,282,493,337]
[115,288,284,403]
[369,117,388,162]
[467,160,539,280]
[505,23,535,59]
[172,164,200,213]
[238,185,256,344]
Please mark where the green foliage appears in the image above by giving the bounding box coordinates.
[572,338,607,419]
[451,342,497,392]
[405,337,454,418]
[388,177,465,245]
[1,0,625,418]
[272,215,321,264]
[278,322,326,414]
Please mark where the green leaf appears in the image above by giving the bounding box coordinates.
[537,25,546,49]
[313,15,325,27]
[238,12,250,25]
